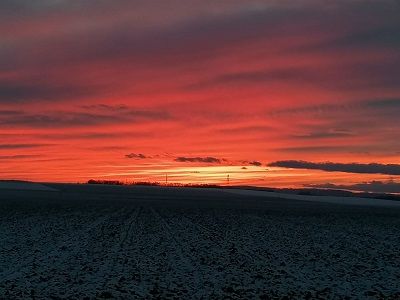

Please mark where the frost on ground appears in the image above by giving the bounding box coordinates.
[0,184,400,299]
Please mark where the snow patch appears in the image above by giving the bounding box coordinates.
[224,189,400,208]
[0,181,58,192]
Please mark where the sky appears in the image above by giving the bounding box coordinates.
[1,0,400,193]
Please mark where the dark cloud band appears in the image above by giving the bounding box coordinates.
[305,181,400,194]
[126,153,147,159]
[175,156,221,164]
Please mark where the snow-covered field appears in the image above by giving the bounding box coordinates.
[1,184,400,299]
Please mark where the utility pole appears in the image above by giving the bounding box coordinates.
[227,174,230,185]
[165,173,168,185]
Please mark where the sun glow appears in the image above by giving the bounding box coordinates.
[97,165,268,185]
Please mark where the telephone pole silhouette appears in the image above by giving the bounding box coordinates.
[227,174,230,185]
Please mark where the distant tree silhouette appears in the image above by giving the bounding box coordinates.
[88,179,123,185]
[86,179,221,189]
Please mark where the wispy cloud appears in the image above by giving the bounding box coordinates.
[0,106,171,128]
[0,155,41,160]
[275,146,361,153]
[292,129,354,139]
[0,143,51,149]
[0,80,103,103]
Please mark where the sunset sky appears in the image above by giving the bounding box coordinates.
[1,1,400,192]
